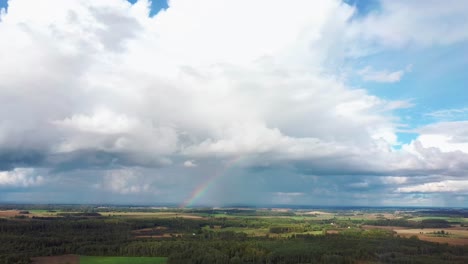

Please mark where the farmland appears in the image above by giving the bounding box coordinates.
[1,205,467,263]
[80,256,167,264]
[31,256,167,264]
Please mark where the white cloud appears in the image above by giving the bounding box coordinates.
[99,168,151,194]
[348,0,468,51]
[0,0,467,204]
[381,176,407,185]
[398,180,468,193]
[51,107,179,154]
[0,0,403,165]
[407,121,468,153]
[357,66,407,83]
[183,160,197,168]
[426,107,468,121]
[53,108,138,134]
[0,168,44,187]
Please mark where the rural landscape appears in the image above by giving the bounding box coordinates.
[0,204,467,263]
[2,0,468,263]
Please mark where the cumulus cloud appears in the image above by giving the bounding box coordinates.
[398,180,468,193]
[98,168,151,194]
[0,168,44,187]
[407,121,468,153]
[183,160,197,168]
[0,0,468,205]
[0,0,402,169]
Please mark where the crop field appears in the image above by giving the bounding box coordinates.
[105,211,204,219]
[31,255,79,264]
[0,210,21,218]
[80,256,167,264]
[362,225,468,246]
[31,256,167,264]
[0,209,67,219]
[393,227,468,245]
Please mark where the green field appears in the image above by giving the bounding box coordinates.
[80,256,167,264]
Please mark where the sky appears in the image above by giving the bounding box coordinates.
[0,0,467,207]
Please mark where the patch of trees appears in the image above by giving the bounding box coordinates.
[420,219,451,228]
[365,219,450,228]
[417,210,468,218]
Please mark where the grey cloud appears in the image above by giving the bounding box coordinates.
[88,6,142,52]
[0,150,45,171]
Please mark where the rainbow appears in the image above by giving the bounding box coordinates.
[180,156,244,208]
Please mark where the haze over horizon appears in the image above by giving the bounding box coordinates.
[0,0,468,207]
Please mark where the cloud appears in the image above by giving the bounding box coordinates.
[183,160,197,168]
[398,180,468,193]
[0,0,467,205]
[347,0,468,51]
[97,168,151,194]
[426,108,468,121]
[349,181,369,188]
[0,168,44,187]
[0,0,400,169]
[357,65,411,83]
[409,121,468,153]
[381,176,407,185]
[272,192,305,204]
[53,108,138,135]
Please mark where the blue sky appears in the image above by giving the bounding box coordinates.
[127,0,167,16]
[344,0,380,16]
[0,0,468,207]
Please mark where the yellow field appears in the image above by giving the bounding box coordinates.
[364,226,468,246]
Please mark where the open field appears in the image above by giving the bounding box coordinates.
[32,255,79,264]
[105,211,204,219]
[131,226,183,238]
[395,228,468,245]
[31,256,167,264]
[0,209,65,219]
[80,256,167,264]
[0,210,20,218]
[362,225,468,245]
[400,235,468,246]
[202,225,271,236]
